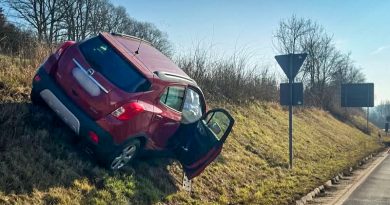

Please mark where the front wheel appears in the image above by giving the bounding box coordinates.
[105,139,141,170]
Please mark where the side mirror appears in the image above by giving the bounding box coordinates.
[209,121,222,135]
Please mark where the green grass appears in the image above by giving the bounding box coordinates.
[0,54,384,204]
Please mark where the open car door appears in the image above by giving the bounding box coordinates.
[175,108,234,179]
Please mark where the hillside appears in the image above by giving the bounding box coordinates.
[0,55,384,204]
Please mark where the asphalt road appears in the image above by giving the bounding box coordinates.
[343,155,390,205]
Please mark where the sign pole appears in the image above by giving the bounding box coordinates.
[289,54,293,169]
[366,107,369,133]
[366,86,369,134]
[275,53,307,170]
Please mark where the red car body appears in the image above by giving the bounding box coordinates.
[31,32,234,179]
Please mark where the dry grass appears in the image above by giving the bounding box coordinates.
[175,47,279,103]
[0,54,384,204]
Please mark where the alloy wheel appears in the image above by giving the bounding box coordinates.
[110,145,137,170]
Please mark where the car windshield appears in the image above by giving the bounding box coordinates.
[79,36,150,93]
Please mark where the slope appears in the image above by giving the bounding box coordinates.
[0,55,384,204]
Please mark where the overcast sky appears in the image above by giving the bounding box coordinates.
[110,0,390,104]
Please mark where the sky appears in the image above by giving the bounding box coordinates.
[2,0,388,103]
[111,0,390,104]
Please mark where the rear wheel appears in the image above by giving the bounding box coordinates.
[105,139,141,170]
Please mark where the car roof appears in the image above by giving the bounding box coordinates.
[102,32,193,83]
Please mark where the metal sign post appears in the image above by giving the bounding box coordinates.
[366,107,369,133]
[288,54,294,170]
[275,53,307,169]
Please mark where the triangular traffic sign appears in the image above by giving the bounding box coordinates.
[275,53,307,81]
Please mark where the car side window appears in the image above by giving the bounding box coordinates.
[160,86,185,111]
[204,111,231,140]
[182,88,203,124]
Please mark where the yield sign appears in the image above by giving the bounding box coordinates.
[275,53,307,81]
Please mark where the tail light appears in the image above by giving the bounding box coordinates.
[33,74,41,82]
[111,102,144,121]
[55,41,75,59]
[55,47,64,58]
[43,41,75,74]
[88,131,99,144]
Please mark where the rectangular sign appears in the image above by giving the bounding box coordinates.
[280,83,303,106]
[341,83,374,107]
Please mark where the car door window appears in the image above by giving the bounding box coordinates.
[182,88,203,124]
[160,86,185,111]
[203,111,232,140]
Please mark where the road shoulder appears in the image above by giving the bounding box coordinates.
[308,150,388,205]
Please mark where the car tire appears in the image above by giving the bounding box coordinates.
[104,139,141,170]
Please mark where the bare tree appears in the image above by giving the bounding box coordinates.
[370,101,390,129]
[274,15,313,54]
[6,0,173,55]
[6,0,69,44]
[123,20,172,56]
[0,7,35,55]
[60,0,94,41]
[274,15,366,111]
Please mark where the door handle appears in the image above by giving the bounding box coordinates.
[71,89,79,97]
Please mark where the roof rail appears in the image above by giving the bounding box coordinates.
[110,32,152,45]
[154,71,197,85]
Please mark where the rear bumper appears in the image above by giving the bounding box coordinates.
[32,67,116,157]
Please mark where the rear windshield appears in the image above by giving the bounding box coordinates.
[79,36,150,92]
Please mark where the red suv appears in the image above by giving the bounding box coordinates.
[31,32,234,179]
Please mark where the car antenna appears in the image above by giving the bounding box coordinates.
[135,38,143,55]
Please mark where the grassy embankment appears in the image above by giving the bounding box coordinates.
[0,55,385,204]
